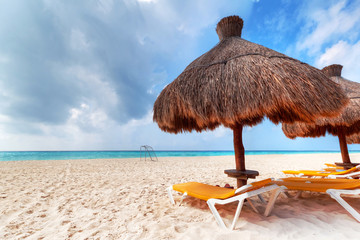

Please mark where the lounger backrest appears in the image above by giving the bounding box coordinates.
[274,177,360,193]
[331,165,360,175]
[235,178,273,194]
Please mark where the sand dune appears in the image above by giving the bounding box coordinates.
[1,153,360,239]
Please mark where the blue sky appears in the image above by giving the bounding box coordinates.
[0,0,360,151]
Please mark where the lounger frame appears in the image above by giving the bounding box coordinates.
[275,178,360,223]
[167,183,284,230]
[326,189,360,222]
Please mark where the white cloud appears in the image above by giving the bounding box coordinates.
[69,103,109,129]
[202,126,230,139]
[316,40,360,82]
[296,0,360,55]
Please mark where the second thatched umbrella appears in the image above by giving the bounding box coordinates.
[153,16,348,187]
[282,64,360,168]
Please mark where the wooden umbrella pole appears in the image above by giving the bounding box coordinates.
[233,124,245,171]
[233,124,247,187]
[338,127,351,164]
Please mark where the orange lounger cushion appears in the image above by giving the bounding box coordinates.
[172,182,236,201]
[282,165,360,177]
[273,177,360,193]
[172,178,273,201]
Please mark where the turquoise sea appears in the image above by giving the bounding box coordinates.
[0,150,358,161]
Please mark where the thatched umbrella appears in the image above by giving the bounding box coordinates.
[153,16,348,187]
[282,64,360,168]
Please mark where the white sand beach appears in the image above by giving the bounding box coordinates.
[1,153,360,239]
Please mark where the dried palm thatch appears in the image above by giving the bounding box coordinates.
[282,64,360,164]
[153,16,348,186]
[347,134,360,144]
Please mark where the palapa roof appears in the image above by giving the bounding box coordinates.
[282,64,360,139]
[153,16,348,133]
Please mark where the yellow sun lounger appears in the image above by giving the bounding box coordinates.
[168,177,360,229]
[167,178,284,230]
[282,165,360,178]
[272,177,360,222]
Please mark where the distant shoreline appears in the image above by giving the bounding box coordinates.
[0,150,358,161]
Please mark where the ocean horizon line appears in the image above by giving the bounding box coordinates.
[0,149,350,152]
[0,150,358,162]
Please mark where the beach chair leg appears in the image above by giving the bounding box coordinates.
[167,186,187,206]
[327,189,360,222]
[207,185,282,230]
[293,190,303,199]
[246,198,259,214]
[294,190,302,199]
[179,192,188,206]
[167,186,175,205]
[258,194,266,203]
[264,186,285,217]
[207,199,228,229]
[283,190,302,199]
[207,197,247,230]
[283,191,292,198]
[230,199,245,230]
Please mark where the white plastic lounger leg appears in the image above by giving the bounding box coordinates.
[246,198,260,213]
[283,191,292,198]
[231,199,245,230]
[167,186,175,205]
[258,194,266,203]
[207,185,282,230]
[207,197,247,230]
[264,186,286,217]
[283,190,302,199]
[207,199,229,229]
[326,189,360,222]
[294,190,302,199]
[179,192,188,206]
[167,186,188,206]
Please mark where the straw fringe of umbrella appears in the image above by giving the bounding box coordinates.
[347,134,360,144]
